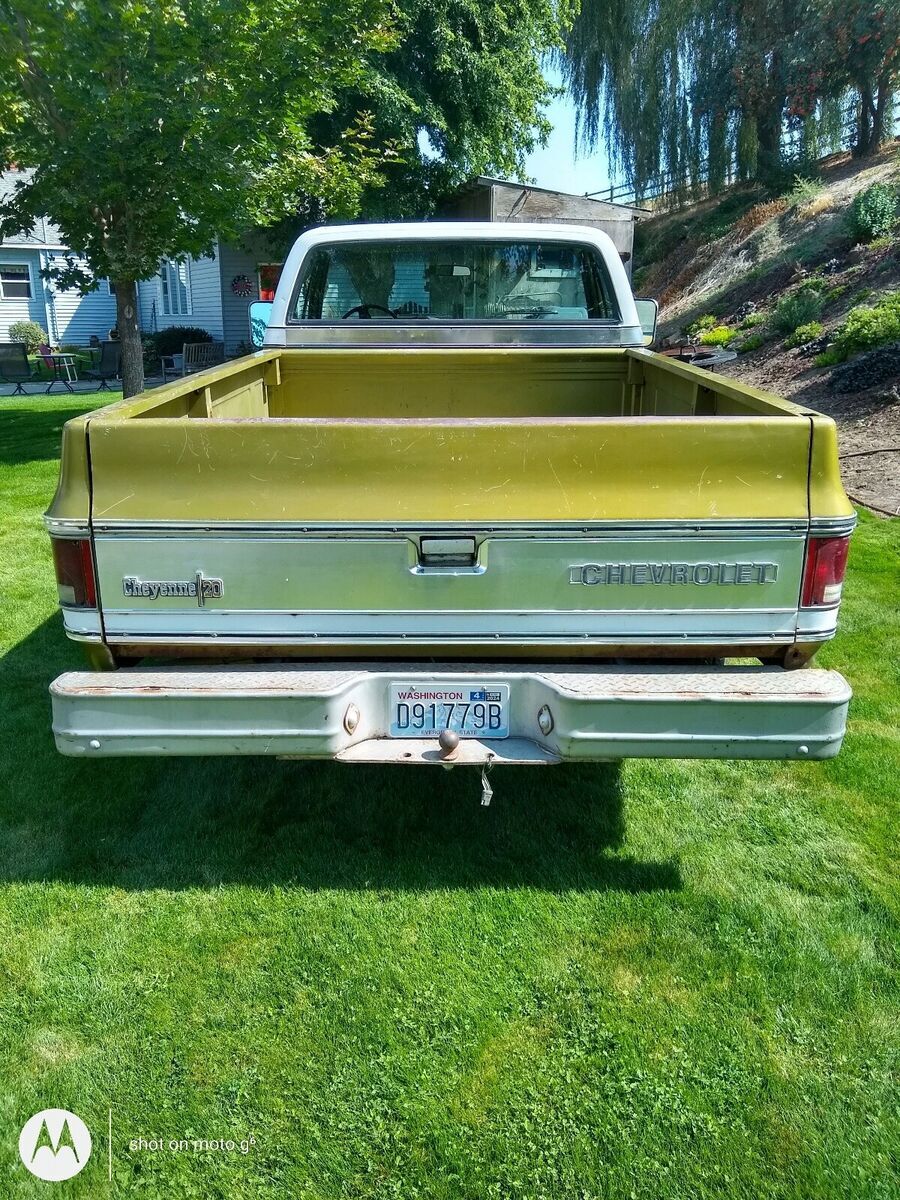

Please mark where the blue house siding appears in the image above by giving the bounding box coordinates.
[137,248,224,342]
[42,252,117,345]
[0,248,47,339]
[218,237,275,353]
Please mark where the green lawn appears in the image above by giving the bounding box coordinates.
[1,394,898,1199]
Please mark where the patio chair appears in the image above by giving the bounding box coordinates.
[161,340,225,382]
[83,340,121,391]
[38,344,78,394]
[0,342,40,395]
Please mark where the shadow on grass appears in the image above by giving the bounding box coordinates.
[1,616,682,894]
[0,401,98,466]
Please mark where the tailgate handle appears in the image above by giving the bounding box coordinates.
[418,536,479,569]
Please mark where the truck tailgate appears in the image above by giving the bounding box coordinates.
[83,410,825,651]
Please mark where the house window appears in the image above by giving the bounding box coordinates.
[107,279,117,296]
[257,263,282,302]
[0,264,32,300]
[158,259,191,316]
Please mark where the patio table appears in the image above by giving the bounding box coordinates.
[42,353,79,393]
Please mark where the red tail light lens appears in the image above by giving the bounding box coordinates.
[802,535,850,607]
[51,538,96,608]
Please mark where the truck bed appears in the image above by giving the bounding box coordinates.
[47,347,852,665]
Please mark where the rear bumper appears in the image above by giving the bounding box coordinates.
[50,663,851,763]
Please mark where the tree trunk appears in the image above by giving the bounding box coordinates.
[854,79,891,158]
[115,278,144,398]
[756,102,784,182]
[707,109,728,194]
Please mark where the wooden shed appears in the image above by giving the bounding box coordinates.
[440,176,641,273]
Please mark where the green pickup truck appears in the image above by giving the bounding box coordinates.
[46,223,854,766]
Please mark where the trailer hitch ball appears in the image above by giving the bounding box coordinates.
[438,728,460,760]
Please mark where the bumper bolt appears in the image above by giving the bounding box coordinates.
[343,703,360,735]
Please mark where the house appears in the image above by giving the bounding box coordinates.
[0,170,117,345]
[1,169,274,354]
[136,235,280,354]
[438,176,641,273]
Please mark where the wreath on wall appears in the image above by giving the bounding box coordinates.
[230,274,255,297]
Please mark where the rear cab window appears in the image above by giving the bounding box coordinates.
[291,238,620,323]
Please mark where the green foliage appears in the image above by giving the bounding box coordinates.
[698,324,735,347]
[785,320,824,348]
[784,176,823,207]
[740,312,767,328]
[0,1,564,395]
[147,327,214,358]
[847,183,898,242]
[685,313,719,337]
[825,285,846,302]
[313,0,568,220]
[814,347,844,367]
[772,286,827,333]
[561,1,899,197]
[737,333,766,353]
[832,291,900,359]
[7,319,47,352]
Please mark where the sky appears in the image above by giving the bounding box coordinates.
[522,70,614,197]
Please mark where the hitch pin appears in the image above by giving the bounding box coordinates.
[480,755,495,807]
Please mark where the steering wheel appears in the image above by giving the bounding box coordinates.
[341,303,398,320]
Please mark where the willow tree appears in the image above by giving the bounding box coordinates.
[0,0,394,397]
[560,0,895,198]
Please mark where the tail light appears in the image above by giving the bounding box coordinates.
[51,537,96,608]
[802,535,850,607]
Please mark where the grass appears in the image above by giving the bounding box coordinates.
[1,394,898,1199]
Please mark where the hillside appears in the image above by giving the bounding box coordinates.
[636,147,900,515]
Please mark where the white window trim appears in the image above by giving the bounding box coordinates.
[0,260,34,301]
[157,258,192,317]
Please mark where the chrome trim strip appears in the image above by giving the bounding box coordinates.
[268,323,646,349]
[62,609,102,637]
[91,519,811,537]
[45,517,91,538]
[105,633,801,647]
[809,515,857,536]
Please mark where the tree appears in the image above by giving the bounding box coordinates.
[0,0,395,396]
[560,0,897,199]
[804,2,900,157]
[257,0,570,239]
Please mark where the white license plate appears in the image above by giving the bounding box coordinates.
[389,682,510,739]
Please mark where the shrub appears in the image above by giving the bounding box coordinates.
[740,312,766,329]
[798,192,835,220]
[825,285,846,303]
[685,313,719,337]
[8,319,48,353]
[698,325,736,347]
[814,348,844,368]
[737,334,766,354]
[833,291,900,359]
[735,198,788,236]
[147,325,213,358]
[772,286,826,333]
[785,175,823,208]
[847,183,898,242]
[785,321,824,349]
